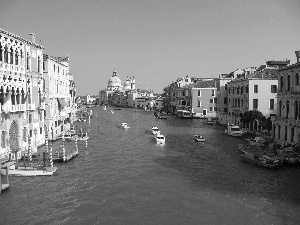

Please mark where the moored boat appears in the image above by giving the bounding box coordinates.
[225,124,245,137]
[151,126,160,135]
[156,133,165,145]
[193,135,206,142]
[238,144,280,168]
[121,122,130,129]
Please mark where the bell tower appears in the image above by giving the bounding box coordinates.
[131,76,136,90]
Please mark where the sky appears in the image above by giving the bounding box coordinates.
[1,0,300,95]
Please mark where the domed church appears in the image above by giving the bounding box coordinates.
[105,70,135,92]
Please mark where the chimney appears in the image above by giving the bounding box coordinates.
[29,33,36,43]
[295,51,300,63]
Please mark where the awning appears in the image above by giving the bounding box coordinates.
[58,98,68,106]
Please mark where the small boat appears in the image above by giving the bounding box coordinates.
[238,144,280,168]
[103,106,107,110]
[110,110,114,114]
[0,162,57,176]
[206,118,214,125]
[245,136,266,148]
[194,135,206,142]
[156,133,165,145]
[121,122,130,129]
[224,124,244,137]
[151,126,160,135]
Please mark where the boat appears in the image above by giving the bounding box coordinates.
[224,124,245,137]
[277,148,299,164]
[156,133,165,145]
[151,126,160,135]
[193,135,206,142]
[178,110,193,119]
[121,122,130,129]
[103,106,107,110]
[245,136,266,148]
[76,133,90,141]
[238,144,281,168]
[0,161,57,176]
[110,110,114,114]
[206,118,214,125]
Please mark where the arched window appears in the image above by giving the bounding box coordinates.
[287,75,291,91]
[38,56,41,73]
[15,51,18,65]
[26,52,30,70]
[286,100,289,118]
[280,76,284,92]
[294,101,298,120]
[10,47,13,64]
[4,46,9,63]
[296,73,299,86]
[279,101,282,117]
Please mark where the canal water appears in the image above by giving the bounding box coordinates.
[1,107,300,225]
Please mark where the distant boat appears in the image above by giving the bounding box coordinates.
[193,135,206,142]
[206,118,214,125]
[224,124,245,137]
[121,122,130,129]
[156,133,165,146]
[151,126,160,135]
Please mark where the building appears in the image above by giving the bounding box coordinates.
[227,66,281,127]
[272,51,300,145]
[99,70,135,106]
[0,28,44,160]
[43,54,71,140]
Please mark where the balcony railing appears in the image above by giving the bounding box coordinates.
[27,103,36,111]
[10,104,26,112]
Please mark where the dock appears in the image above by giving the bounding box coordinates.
[0,167,9,193]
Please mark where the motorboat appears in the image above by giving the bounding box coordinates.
[121,122,130,129]
[151,126,160,135]
[224,124,244,137]
[245,136,266,148]
[194,135,206,142]
[206,118,214,125]
[238,144,281,168]
[156,133,165,145]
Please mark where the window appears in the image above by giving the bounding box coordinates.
[253,99,258,110]
[1,131,6,148]
[280,76,284,92]
[23,128,27,142]
[40,127,43,134]
[270,99,274,110]
[29,113,33,123]
[254,85,258,93]
[197,99,201,107]
[210,99,213,103]
[212,90,215,97]
[224,108,228,112]
[246,85,249,93]
[210,107,213,111]
[198,90,201,96]
[287,75,291,91]
[214,107,217,111]
[296,73,299,86]
[224,97,227,104]
[26,52,30,70]
[271,85,277,93]
[225,84,227,90]
[38,56,41,73]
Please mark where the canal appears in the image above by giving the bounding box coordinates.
[1,107,300,225]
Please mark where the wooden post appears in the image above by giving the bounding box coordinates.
[62,133,66,162]
[43,152,46,167]
[49,139,53,167]
[85,132,88,149]
[6,166,9,185]
[0,170,2,193]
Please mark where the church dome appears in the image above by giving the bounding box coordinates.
[108,70,122,87]
[124,77,131,90]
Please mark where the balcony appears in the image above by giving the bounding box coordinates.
[27,103,36,111]
[10,104,26,112]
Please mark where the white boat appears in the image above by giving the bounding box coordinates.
[194,135,206,142]
[1,162,57,176]
[151,126,160,135]
[156,133,165,145]
[178,110,192,119]
[121,122,130,129]
[224,124,244,137]
[103,106,107,110]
